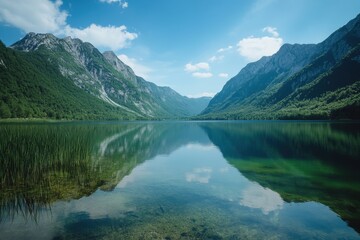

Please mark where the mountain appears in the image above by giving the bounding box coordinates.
[102,50,211,117]
[0,41,134,120]
[200,14,360,120]
[0,33,210,120]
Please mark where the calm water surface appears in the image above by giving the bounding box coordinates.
[0,121,359,239]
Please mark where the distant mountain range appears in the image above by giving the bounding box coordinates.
[1,14,359,120]
[0,33,210,120]
[199,14,360,120]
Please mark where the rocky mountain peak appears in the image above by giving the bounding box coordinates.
[102,50,117,59]
[11,32,59,51]
[102,51,136,83]
[219,14,360,102]
[201,13,360,119]
[63,35,83,46]
[211,42,317,107]
[11,33,93,54]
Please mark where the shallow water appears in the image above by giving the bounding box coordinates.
[0,121,359,239]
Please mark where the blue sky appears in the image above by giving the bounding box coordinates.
[0,0,360,97]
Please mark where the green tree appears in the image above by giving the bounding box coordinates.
[0,103,11,118]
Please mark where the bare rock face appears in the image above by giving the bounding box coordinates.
[202,14,360,118]
[102,51,137,84]
[10,33,211,118]
[10,32,58,51]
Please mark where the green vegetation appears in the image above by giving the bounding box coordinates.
[199,16,360,120]
[0,41,138,120]
[136,77,212,118]
[0,122,204,222]
[201,121,360,231]
[0,123,149,221]
[1,121,359,238]
[1,33,211,120]
[197,48,360,120]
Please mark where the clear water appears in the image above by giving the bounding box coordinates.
[0,121,359,239]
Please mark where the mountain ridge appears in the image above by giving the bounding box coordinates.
[0,33,210,120]
[199,14,360,120]
[2,14,360,120]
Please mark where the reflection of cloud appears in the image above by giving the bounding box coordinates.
[186,168,212,184]
[240,183,284,214]
[185,143,215,150]
[219,167,229,173]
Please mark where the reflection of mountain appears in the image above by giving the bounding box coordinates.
[2,120,359,234]
[0,122,209,221]
[201,121,360,232]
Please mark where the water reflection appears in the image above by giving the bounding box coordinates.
[240,183,284,215]
[0,122,207,222]
[201,121,360,232]
[0,121,359,239]
[186,167,213,184]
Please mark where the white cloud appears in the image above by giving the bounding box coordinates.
[209,55,224,62]
[99,0,128,8]
[237,27,283,61]
[65,24,137,51]
[218,73,229,78]
[100,0,117,3]
[185,62,212,79]
[209,56,216,62]
[187,92,215,98]
[121,1,128,8]
[186,168,212,184]
[0,0,68,33]
[208,45,232,63]
[0,0,136,51]
[184,62,210,72]
[117,54,152,79]
[217,45,233,53]
[192,72,213,78]
[263,26,279,37]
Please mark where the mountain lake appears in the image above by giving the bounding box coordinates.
[0,121,359,239]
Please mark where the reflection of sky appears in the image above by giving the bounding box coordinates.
[117,163,151,188]
[1,142,358,239]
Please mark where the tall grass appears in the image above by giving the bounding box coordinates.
[0,124,97,221]
[0,122,183,222]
